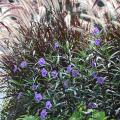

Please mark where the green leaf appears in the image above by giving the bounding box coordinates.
[16,115,39,120]
[90,111,107,120]
[10,80,22,86]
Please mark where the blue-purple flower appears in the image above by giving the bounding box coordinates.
[54,42,59,49]
[92,72,97,78]
[31,83,38,91]
[41,68,48,77]
[97,77,104,85]
[34,92,42,103]
[63,81,68,89]
[40,109,47,119]
[94,39,101,46]
[38,58,46,66]
[45,101,52,110]
[72,70,79,78]
[13,65,18,73]
[67,65,73,73]
[20,61,28,68]
[3,76,10,81]
[51,70,58,78]
[92,26,100,35]
[91,61,97,67]
[88,102,97,109]
[17,92,23,99]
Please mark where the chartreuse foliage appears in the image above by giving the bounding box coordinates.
[69,104,107,120]
[16,105,107,120]
[16,115,39,120]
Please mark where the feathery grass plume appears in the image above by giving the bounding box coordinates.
[0,0,119,39]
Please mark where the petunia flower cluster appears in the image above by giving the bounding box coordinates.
[92,26,102,46]
[34,91,52,119]
[40,101,52,119]
[13,60,28,73]
[66,64,80,78]
[15,42,104,119]
[92,26,100,35]
[92,72,105,85]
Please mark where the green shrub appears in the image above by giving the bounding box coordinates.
[0,22,120,120]
[69,104,107,120]
[16,115,39,120]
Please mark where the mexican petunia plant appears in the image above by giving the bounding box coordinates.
[0,21,120,120]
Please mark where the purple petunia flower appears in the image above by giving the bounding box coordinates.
[13,65,18,73]
[41,68,48,77]
[40,109,47,119]
[63,81,68,89]
[92,72,97,78]
[20,61,28,68]
[45,101,52,110]
[17,92,23,100]
[51,70,58,79]
[31,83,38,91]
[3,76,10,81]
[38,58,46,66]
[54,42,59,49]
[96,77,104,85]
[72,70,79,78]
[67,65,73,73]
[91,61,97,67]
[94,39,101,46]
[34,92,42,103]
[92,26,100,35]
[88,102,97,109]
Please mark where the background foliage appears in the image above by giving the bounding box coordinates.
[0,20,120,119]
[0,0,120,120]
